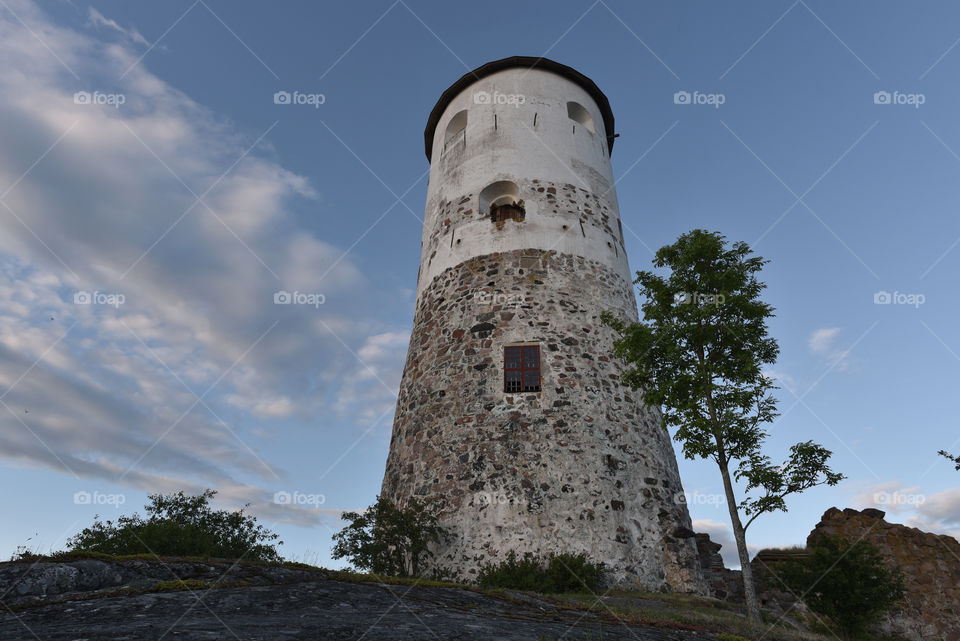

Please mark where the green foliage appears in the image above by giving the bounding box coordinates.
[477,551,605,593]
[331,495,450,578]
[601,229,844,621]
[66,490,282,562]
[737,441,845,529]
[939,449,960,470]
[782,536,905,639]
[601,230,843,526]
[602,229,780,456]
[9,546,42,562]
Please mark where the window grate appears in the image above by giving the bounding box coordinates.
[504,345,541,393]
[490,202,525,223]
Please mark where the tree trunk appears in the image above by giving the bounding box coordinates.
[699,345,761,621]
[718,459,761,622]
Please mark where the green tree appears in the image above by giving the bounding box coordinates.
[332,495,449,578]
[782,535,904,638]
[939,449,960,470]
[602,229,844,622]
[67,489,282,562]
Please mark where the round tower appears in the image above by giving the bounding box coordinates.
[381,56,705,591]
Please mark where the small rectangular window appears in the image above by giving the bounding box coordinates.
[504,345,541,393]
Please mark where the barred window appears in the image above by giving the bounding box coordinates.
[504,345,541,393]
[490,198,525,223]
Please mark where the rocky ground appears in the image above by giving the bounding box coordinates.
[0,557,724,640]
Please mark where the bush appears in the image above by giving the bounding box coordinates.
[781,535,904,639]
[331,496,450,578]
[66,489,282,562]
[478,551,605,593]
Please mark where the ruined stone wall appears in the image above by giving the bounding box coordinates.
[694,534,743,602]
[381,247,705,592]
[696,509,960,639]
[809,507,960,641]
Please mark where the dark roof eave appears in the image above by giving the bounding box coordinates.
[424,56,616,161]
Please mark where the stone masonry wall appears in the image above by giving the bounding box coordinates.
[809,507,960,641]
[381,247,706,592]
[696,509,960,639]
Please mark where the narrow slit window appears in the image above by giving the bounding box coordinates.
[504,345,541,393]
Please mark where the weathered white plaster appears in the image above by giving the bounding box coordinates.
[417,68,629,295]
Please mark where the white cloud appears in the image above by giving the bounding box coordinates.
[0,1,408,525]
[692,518,761,569]
[808,327,841,355]
[853,480,960,541]
[807,327,854,371]
[87,7,149,47]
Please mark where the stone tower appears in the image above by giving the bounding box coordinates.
[381,57,705,591]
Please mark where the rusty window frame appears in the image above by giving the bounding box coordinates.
[504,345,541,393]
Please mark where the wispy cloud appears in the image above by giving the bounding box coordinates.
[87,7,149,47]
[808,326,852,371]
[0,0,406,526]
[808,327,841,355]
[853,480,960,540]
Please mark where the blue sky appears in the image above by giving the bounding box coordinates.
[0,0,958,569]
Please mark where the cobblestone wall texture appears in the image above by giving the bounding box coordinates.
[381,246,705,591]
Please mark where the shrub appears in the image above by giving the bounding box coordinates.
[66,489,282,562]
[478,551,550,592]
[781,535,904,639]
[547,552,606,593]
[331,495,450,578]
[478,551,605,593]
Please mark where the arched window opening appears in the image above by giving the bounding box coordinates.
[480,180,525,223]
[567,101,595,135]
[443,110,468,152]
